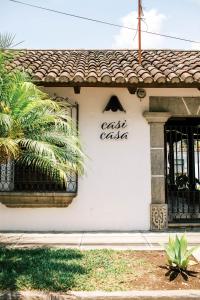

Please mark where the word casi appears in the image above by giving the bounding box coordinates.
[100,120,128,140]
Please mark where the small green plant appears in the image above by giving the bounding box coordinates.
[165,234,196,269]
[163,234,198,281]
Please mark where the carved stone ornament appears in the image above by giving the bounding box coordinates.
[151,204,168,231]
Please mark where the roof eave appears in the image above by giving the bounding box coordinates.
[35,81,200,89]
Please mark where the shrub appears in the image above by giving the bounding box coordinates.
[165,234,197,270]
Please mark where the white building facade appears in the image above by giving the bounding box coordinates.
[0,50,200,231]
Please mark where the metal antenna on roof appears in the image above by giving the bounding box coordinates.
[138,0,143,64]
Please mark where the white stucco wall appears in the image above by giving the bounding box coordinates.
[0,87,199,231]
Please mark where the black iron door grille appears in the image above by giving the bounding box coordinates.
[165,118,200,224]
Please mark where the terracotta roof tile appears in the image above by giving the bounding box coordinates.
[10,49,200,85]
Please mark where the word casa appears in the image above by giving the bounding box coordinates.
[100,120,128,140]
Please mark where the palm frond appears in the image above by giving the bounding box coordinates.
[21,110,60,129]
[50,145,85,175]
[54,116,76,134]
[0,137,19,161]
[0,113,13,134]
[18,136,84,175]
[38,131,85,157]
[18,152,71,185]
[18,138,57,161]
[0,33,15,49]
[21,98,60,117]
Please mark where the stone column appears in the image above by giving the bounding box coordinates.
[144,112,172,231]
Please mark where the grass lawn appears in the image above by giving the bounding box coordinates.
[0,247,199,292]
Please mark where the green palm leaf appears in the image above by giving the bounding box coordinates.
[18,152,75,185]
[0,137,19,162]
[0,113,13,133]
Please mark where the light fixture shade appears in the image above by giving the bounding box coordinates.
[103,96,126,112]
[136,88,146,99]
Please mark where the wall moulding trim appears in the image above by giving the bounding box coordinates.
[143,112,172,123]
[0,192,76,208]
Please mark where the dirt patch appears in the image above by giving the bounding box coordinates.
[122,251,200,290]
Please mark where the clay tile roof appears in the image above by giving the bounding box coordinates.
[10,49,200,86]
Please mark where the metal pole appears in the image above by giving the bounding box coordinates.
[138,0,142,64]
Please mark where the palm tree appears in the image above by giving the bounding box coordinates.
[0,34,84,188]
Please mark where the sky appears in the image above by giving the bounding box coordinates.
[1,0,200,50]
